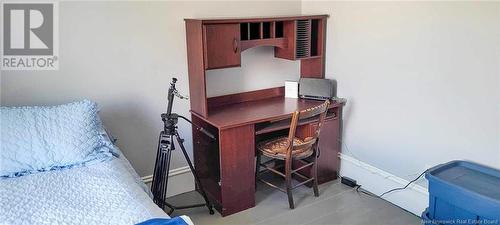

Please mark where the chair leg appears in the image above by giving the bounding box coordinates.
[285,159,295,209]
[255,151,261,190]
[312,151,319,197]
[286,186,294,209]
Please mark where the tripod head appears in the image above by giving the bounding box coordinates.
[161,78,215,139]
[165,78,188,117]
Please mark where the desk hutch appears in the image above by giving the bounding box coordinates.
[184,15,345,216]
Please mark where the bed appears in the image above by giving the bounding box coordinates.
[0,100,192,225]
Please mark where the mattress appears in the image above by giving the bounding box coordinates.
[0,149,170,225]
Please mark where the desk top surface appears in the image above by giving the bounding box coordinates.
[193,97,345,129]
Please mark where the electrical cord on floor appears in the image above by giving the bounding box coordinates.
[355,185,378,198]
[350,169,428,199]
[337,138,429,199]
[378,169,428,197]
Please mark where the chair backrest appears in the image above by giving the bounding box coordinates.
[286,100,330,156]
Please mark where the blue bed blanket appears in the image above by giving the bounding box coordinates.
[0,151,175,225]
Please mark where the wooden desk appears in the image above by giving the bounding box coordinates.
[201,96,343,129]
[191,95,345,216]
[184,15,341,216]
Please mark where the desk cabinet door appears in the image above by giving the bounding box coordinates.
[204,24,241,69]
[294,116,341,184]
[316,117,341,183]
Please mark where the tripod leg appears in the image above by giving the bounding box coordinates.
[158,134,167,210]
[152,132,174,214]
[161,135,173,214]
[175,133,214,215]
[152,133,164,209]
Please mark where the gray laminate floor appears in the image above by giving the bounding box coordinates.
[167,179,421,225]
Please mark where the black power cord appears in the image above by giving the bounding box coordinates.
[355,185,378,197]
[350,169,428,199]
[338,138,429,199]
[379,169,428,198]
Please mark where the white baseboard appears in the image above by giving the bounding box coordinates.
[339,153,428,216]
[141,166,195,198]
[141,155,429,213]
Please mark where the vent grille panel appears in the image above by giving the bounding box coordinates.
[296,20,310,58]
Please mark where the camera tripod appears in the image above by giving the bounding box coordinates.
[151,78,214,215]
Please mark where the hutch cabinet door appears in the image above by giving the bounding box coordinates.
[204,24,241,69]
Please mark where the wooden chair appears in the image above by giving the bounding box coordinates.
[255,100,330,209]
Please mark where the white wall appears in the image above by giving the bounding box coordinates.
[302,1,500,179]
[0,1,301,176]
[1,1,498,191]
[206,47,299,97]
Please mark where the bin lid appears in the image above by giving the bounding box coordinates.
[429,161,500,201]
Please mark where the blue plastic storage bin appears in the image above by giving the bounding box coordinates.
[423,160,500,225]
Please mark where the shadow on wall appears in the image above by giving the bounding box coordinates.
[206,46,301,97]
[98,95,191,176]
[331,79,338,97]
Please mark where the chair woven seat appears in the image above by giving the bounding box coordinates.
[257,136,314,159]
